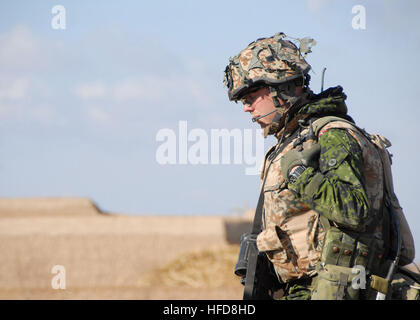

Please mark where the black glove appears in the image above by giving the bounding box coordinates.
[280,144,321,182]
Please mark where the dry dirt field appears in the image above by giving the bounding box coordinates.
[0,198,245,299]
[0,197,418,300]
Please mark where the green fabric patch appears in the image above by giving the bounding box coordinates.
[290,128,370,231]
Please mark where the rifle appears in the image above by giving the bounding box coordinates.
[235,232,282,299]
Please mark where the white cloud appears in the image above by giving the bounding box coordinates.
[0,26,68,125]
[0,77,30,100]
[0,25,36,64]
[0,73,58,123]
[31,105,58,124]
[75,70,215,107]
[0,24,224,130]
[74,82,107,100]
[306,0,329,13]
[0,25,53,72]
[112,76,195,104]
[86,106,111,125]
[113,79,147,103]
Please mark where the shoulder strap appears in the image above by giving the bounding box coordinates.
[311,116,356,138]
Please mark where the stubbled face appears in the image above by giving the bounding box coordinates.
[241,86,305,128]
[241,87,277,129]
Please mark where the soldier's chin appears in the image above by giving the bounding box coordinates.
[258,121,268,129]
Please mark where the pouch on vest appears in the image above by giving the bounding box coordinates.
[319,222,385,273]
[320,225,356,267]
[311,264,361,300]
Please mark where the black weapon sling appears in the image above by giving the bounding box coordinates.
[243,131,297,300]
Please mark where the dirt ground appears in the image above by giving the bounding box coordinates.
[0,198,417,300]
[0,198,244,299]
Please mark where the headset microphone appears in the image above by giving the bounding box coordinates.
[252,110,277,122]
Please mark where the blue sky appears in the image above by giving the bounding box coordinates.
[1,1,419,259]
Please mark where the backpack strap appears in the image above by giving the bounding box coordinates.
[311,116,356,139]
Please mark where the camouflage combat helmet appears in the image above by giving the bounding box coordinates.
[224,32,316,137]
[223,32,315,102]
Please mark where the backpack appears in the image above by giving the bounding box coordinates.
[311,116,415,266]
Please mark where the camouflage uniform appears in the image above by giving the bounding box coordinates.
[257,87,387,299]
[224,33,417,300]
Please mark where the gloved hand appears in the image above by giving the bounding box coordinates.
[280,143,321,181]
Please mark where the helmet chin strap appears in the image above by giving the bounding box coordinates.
[251,85,291,123]
[262,81,307,137]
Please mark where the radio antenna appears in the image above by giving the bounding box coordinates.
[321,67,327,92]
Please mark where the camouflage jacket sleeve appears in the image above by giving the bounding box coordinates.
[287,128,370,231]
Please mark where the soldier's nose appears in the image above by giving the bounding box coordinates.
[243,104,254,113]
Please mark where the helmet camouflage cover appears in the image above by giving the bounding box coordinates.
[223,32,315,101]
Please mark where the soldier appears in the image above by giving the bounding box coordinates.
[224,32,418,300]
